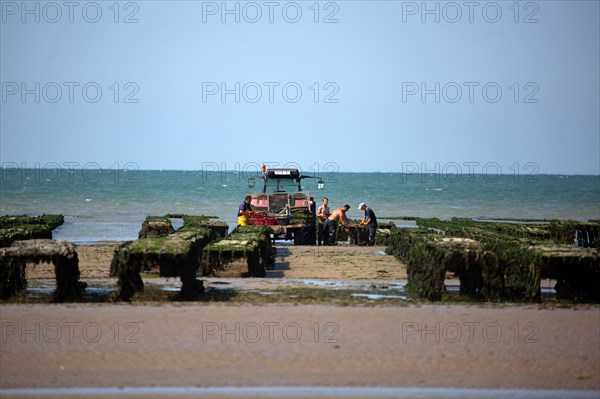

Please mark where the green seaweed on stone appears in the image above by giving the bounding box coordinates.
[110,228,212,301]
[1,239,85,302]
[386,216,599,303]
[138,216,174,238]
[549,220,598,248]
[202,225,274,277]
[0,214,65,247]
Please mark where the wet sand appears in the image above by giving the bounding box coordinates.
[1,304,599,391]
[2,244,599,396]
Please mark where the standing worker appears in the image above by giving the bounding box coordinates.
[358,202,378,246]
[326,204,350,245]
[237,195,254,226]
[316,197,331,246]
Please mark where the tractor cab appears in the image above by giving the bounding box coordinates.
[248,167,324,193]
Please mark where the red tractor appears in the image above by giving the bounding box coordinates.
[247,167,324,245]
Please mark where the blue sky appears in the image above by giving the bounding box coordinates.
[1,0,599,174]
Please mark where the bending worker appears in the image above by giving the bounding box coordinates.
[237,195,253,226]
[326,204,350,245]
[358,202,378,246]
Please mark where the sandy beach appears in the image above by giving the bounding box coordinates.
[1,244,599,398]
[4,0,599,395]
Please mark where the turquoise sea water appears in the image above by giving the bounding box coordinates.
[1,169,598,243]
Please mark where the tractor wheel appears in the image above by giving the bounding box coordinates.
[294,231,303,245]
[301,225,316,245]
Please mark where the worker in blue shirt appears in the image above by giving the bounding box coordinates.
[358,202,378,246]
[237,195,253,226]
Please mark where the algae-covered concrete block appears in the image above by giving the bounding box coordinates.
[202,225,274,278]
[0,239,85,302]
[111,229,212,301]
[138,216,174,238]
[385,218,600,303]
[0,214,64,247]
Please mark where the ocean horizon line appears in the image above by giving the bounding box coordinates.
[1,167,599,177]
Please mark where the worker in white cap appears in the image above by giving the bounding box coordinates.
[358,203,378,246]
